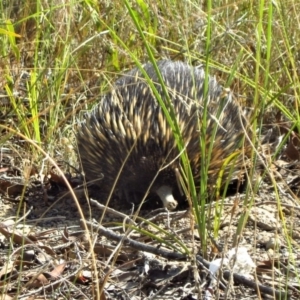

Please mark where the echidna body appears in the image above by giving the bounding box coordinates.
[77,60,250,210]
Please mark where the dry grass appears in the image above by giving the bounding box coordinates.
[0,0,300,299]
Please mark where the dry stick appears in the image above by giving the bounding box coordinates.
[85,220,291,299]
[90,199,137,223]
[85,220,187,260]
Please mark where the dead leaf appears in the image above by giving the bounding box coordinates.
[0,260,18,281]
[0,179,25,196]
[0,226,35,245]
[285,136,300,160]
[27,273,49,288]
[46,262,67,280]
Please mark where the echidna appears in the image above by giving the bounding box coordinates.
[77,60,251,210]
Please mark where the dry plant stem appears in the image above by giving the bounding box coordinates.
[142,210,189,229]
[15,206,32,223]
[91,197,189,225]
[90,198,137,224]
[85,220,196,260]
[86,220,291,299]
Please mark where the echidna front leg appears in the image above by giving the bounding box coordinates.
[120,188,140,207]
[155,185,178,210]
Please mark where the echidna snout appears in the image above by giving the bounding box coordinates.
[155,185,178,210]
[77,60,252,210]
